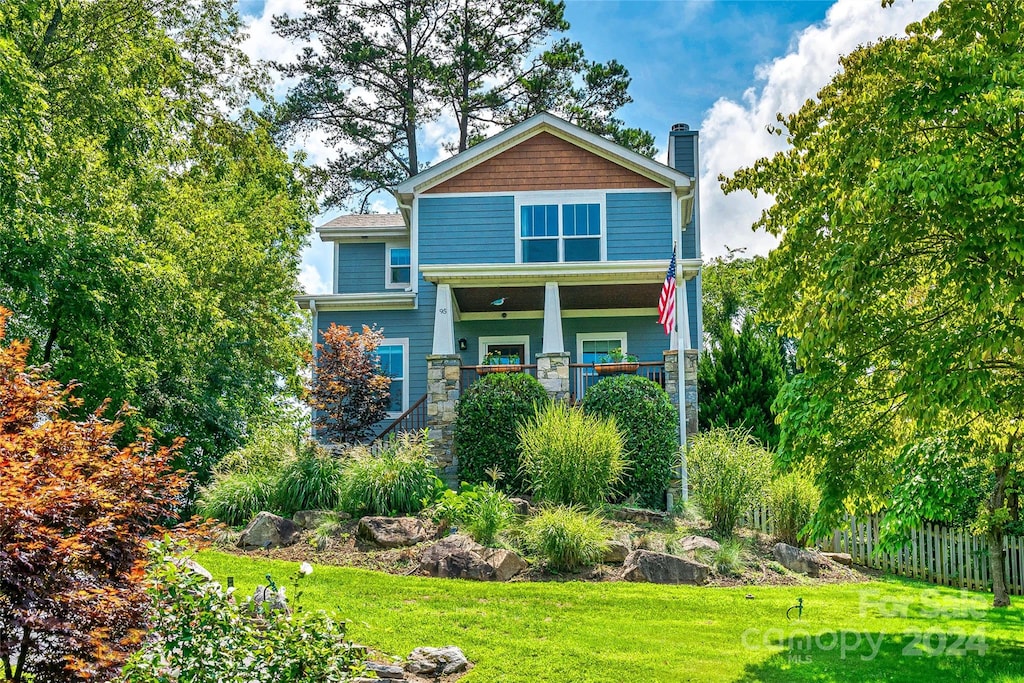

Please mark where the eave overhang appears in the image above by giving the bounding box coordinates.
[420,259,701,287]
[295,292,416,312]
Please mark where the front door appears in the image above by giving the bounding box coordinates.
[478,335,531,365]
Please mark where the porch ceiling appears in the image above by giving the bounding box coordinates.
[453,283,663,313]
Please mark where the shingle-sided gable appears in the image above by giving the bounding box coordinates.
[423,132,665,194]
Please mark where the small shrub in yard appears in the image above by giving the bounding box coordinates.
[769,469,820,547]
[518,401,627,507]
[198,471,278,526]
[338,430,443,516]
[687,427,772,538]
[274,443,346,516]
[526,506,612,571]
[123,539,366,682]
[431,481,517,546]
[582,374,678,509]
[454,372,549,491]
[706,537,748,576]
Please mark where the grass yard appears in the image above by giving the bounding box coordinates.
[199,550,1024,682]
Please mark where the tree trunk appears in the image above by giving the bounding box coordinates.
[988,460,1012,607]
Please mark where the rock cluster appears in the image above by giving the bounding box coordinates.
[237,512,299,550]
[772,542,831,577]
[417,535,527,581]
[621,549,710,585]
[357,516,439,548]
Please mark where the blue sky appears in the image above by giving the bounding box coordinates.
[236,0,937,294]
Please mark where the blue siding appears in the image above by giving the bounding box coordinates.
[563,316,671,364]
[419,196,515,265]
[671,130,700,258]
[606,192,673,260]
[337,242,386,294]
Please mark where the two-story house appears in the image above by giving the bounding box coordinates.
[297,113,702,481]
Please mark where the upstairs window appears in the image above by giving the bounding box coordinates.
[387,246,411,287]
[517,195,604,263]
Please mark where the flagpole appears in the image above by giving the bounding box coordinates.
[675,243,689,503]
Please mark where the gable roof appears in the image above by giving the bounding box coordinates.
[316,212,408,240]
[393,112,693,200]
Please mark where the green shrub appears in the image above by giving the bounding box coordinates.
[525,506,611,571]
[453,372,549,491]
[431,481,517,546]
[518,401,627,507]
[707,537,748,576]
[338,431,443,516]
[581,374,677,509]
[687,427,772,537]
[197,471,277,526]
[123,539,366,682]
[769,470,820,547]
[273,444,346,516]
[213,415,306,478]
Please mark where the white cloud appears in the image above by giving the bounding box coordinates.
[697,0,937,259]
[297,258,331,295]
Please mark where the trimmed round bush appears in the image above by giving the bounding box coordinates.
[769,470,820,547]
[338,431,442,516]
[453,372,549,491]
[526,506,612,571]
[687,427,772,538]
[582,374,677,509]
[518,401,626,507]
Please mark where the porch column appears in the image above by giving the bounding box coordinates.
[432,283,456,355]
[426,353,461,487]
[683,349,699,440]
[541,281,564,354]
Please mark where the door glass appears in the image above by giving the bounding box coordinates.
[485,344,525,365]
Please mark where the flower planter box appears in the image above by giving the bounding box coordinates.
[594,362,640,376]
[476,365,523,375]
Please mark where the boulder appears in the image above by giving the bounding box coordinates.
[417,534,526,581]
[293,510,349,529]
[676,535,720,554]
[603,540,631,564]
[773,543,830,577]
[621,550,710,585]
[823,551,853,567]
[405,646,469,676]
[357,516,437,548]
[614,507,669,524]
[237,512,300,550]
[509,497,534,516]
[364,662,405,680]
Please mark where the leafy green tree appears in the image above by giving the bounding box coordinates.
[272,0,654,208]
[0,0,317,487]
[723,0,1024,606]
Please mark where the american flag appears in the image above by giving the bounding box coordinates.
[657,247,676,336]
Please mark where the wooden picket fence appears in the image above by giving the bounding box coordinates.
[743,506,1024,596]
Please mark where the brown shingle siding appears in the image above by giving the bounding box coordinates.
[423,132,665,194]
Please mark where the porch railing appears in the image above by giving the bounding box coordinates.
[373,393,428,447]
[569,361,666,402]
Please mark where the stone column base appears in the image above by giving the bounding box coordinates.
[426,354,461,479]
[536,352,570,401]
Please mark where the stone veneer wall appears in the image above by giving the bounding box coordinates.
[536,352,570,402]
[425,354,460,484]
[662,349,699,441]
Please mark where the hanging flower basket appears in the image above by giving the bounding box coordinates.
[594,362,640,376]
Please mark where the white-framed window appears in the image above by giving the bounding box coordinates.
[515,192,606,263]
[478,335,531,365]
[386,243,411,288]
[376,338,408,415]
[576,332,628,368]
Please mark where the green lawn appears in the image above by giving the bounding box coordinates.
[198,551,1024,682]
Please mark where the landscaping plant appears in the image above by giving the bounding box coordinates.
[518,401,626,507]
[769,469,820,547]
[525,506,612,572]
[687,427,772,537]
[338,431,443,516]
[431,482,518,546]
[123,540,366,682]
[582,374,677,509]
[274,443,347,516]
[453,371,548,491]
[198,471,278,526]
[0,308,189,683]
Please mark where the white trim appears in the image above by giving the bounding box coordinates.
[410,197,420,295]
[419,187,672,199]
[394,113,691,197]
[514,192,607,265]
[385,241,412,290]
[320,228,409,242]
[378,337,409,417]
[295,291,416,312]
[331,243,338,294]
[458,307,659,322]
[420,259,702,286]
[478,335,532,364]
[575,332,628,364]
